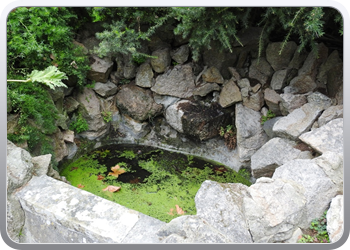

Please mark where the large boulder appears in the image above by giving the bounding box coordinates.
[317,50,342,86]
[272,159,338,228]
[157,215,230,243]
[165,100,232,141]
[313,152,343,194]
[243,178,307,243]
[195,180,253,243]
[235,103,268,161]
[299,118,343,155]
[270,68,298,91]
[116,84,163,122]
[284,75,317,94]
[317,105,343,127]
[272,103,324,140]
[279,93,308,116]
[250,137,308,178]
[171,44,189,64]
[151,64,196,98]
[75,88,109,140]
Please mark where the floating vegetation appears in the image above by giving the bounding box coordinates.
[60,144,251,222]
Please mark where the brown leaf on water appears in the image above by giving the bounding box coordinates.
[97,175,105,180]
[108,165,126,178]
[102,185,121,193]
[167,208,174,216]
[77,184,84,188]
[175,205,185,215]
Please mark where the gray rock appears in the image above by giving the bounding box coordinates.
[266,41,297,71]
[151,64,196,98]
[153,95,180,110]
[264,88,282,116]
[135,62,154,88]
[250,137,304,178]
[228,67,241,81]
[193,82,221,97]
[307,91,332,110]
[87,55,114,83]
[64,96,80,114]
[313,152,343,194]
[299,118,343,154]
[166,100,232,141]
[171,44,189,64]
[115,113,151,141]
[318,105,343,127]
[288,45,308,69]
[195,180,253,243]
[284,228,303,243]
[66,142,78,160]
[116,84,163,122]
[298,43,328,79]
[16,175,165,243]
[235,103,268,161]
[151,48,171,73]
[279,93,308,116]
[317,50,342,85]
[7,114,19,134]
[75,88,109,140]
[286,75,317,94]
[248,58,274,86]
[242,89,264,112]
[93,81,118,97]
[158,215,230,243]
[262,116,282,139]
[272,103,324,140]
[272,159,338,228]
[243,178,307,243]
[219,79,242,108]
[7,195,25,243]
[237,78,250,89]
[31,154,52,177]
[202,66,224,84]
[7,140,34,194]
[327,195,344,243]
[270,68,298,91]
[326,62,343,98]
[48,129,69,162]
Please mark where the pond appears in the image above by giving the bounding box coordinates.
[60,144,251,223]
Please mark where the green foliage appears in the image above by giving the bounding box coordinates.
[220,124,234,137]
[298,211,330,243]
[8,66,68,90]
[238,168,251,181]
[7,7,90,85]
[88,7,342,62]
[261,110,276,125]
[101,111,112,123]
[61,147,251,222]
[69,113,89,133]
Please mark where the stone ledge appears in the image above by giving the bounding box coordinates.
[16,175,165,243]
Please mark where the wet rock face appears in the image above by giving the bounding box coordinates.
[166,100,233,141]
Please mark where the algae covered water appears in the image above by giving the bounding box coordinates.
[60,144,251,222]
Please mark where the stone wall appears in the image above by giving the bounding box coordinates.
[6,25,344,244]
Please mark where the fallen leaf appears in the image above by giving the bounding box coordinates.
[97,175,105,180]
[175,204,185,215]
[108,165,126,178]
[102,185,121,193]
[77,184,84,188]
[167,208,174,216]
[70,167,78,171]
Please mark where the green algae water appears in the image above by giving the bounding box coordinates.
[60,144,251,222]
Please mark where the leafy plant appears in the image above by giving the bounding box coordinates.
[7,66,68,90]
[69,113,89,133]
[7,7,90,85]
[261,110,276,125]
[298,211,330,243]
[219,125,237,150]
[101,111,112,123]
